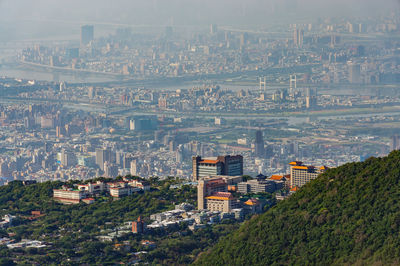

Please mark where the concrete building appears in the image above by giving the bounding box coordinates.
[132,216,146,234]
[77,181,105,194]
[104,162,118,178]
[96,148,111,171]
[53,188,87,204]
[348,62,361,83]
[254,130,265,158]
[391,135,400,151]
[289,161,328,188]
[237,179,281,194]
[197,177,228,210]
[108,182,134,198]
[130,160,138,176]
[129,116,158,131]
[81,25,94,45]
[293,27,304,47]
[127,179,151,191]
[205,192,238,213]
[243,198,263,214]
[192,155,243,181]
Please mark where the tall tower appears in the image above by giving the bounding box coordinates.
[305,88,317,109]
[255,130,265,158]
[259,77,266,93]
[293,27,304,47]
[95,148,105,171]
[289,74,297,95]
[210,24,218,35]
[130,160,138,176]
[81,25,94,45]
[391,135,400,151]
[348,62,361,84]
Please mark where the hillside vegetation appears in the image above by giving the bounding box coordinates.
[195,151,400,265]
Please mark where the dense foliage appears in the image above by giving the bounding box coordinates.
[1,177,232,264]
[195,151,400,265]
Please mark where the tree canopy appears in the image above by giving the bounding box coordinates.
[195,151,400,265]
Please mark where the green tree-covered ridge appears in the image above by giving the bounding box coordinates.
[195,151,400,265]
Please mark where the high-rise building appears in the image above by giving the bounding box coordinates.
[391,135,400,151]
[95,148,109,171]
[289,161,328,188]
[192,155,243,181]
[293,27,304,47]
[305,88,317,109]
[130,160,138,176]
[197,177,228,210]
[81,25,94,45]
[348,62,361,83]
[255,130,265,158]
[165,26,173,38]
[115,151,125,168]
[240,33,248,47]
[197,177,241,213]
[210,24,218,35]
[104,162,118,178]
[60,150,75,167]
[88,87,95,99]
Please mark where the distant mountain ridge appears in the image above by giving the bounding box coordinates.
[195,151,400,265]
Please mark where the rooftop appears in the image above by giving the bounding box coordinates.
[206,192,234,200]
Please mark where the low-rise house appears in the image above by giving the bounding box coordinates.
[0,214,15,229]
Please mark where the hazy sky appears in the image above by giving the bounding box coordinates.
[1,0,398,23]
[0,0,398,41]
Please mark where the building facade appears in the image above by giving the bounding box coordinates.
[289,161,328,188]
[197,177,228,210]
[237,179,282,194]
[53,188,87,204]
[81,25,94,45]
[192,155,243,181]
[205,192,238,213]
[132,216,146,234]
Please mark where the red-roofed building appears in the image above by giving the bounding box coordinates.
[82,198,95,204]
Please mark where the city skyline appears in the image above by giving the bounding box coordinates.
[0,1,399,264]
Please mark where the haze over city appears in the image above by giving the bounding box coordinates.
[0,0,398,41]
[0,0,399,264]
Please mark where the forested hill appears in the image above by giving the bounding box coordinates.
[195,151,400,265]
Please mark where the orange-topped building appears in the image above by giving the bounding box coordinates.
[289,161,328,188]
[205,192,238,213]
[198,177,228,210]
[192,155,243,181]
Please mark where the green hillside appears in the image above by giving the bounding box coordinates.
[195,151,400,265]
